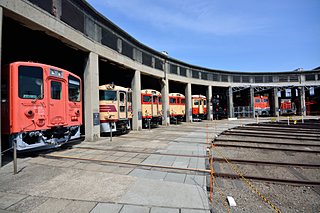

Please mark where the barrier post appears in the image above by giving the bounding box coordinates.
[287,117,290,126]
[13,140,17,175]
[109,122,113,142]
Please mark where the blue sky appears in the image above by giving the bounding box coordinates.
[86,0,320,72]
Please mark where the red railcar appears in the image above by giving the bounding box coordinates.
[1,62,82,151]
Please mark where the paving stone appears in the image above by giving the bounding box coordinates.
[147,170,167,180]
[7,196,48,213]
[164,173,186,183]
[128,158,144,164]
[150,207,179,213]
[181,209,211,213]
[29,198,72,213]
[120,205,149,213]
[129,169,150,178]
[90,203,122,213]
[157,156,176,166]
[59,200,97,213]
[120,179,209,209]
[0,193,28,209]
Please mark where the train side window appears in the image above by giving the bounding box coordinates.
[51,81,62,100]
[68,75,80,102]
[18,66,43,99]
[181,98,186,104]
[127,92,132,102]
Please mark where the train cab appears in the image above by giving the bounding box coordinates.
[254,96,270,116]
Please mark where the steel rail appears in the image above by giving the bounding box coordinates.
[212,144,320,153]
[235,126,320,134]
[225,129,320,138]
[41,153,211,173]
[222,132,320,141]
[73,147,208,158]
[212,157,320,168]
[215,138,320,147]
[214,173,320,186]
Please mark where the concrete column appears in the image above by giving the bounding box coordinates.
[0,7,3,167]
[273,88,279,117]
[84,52,100,141]
[161,77,170,126]
[207,85,213,120]
[185,83,192,122]
[300,86,306,116]
[131,70,142,130]
[250,87,255,118]
[228,87,234,118]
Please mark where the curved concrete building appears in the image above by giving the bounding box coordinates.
[0,0,319,150]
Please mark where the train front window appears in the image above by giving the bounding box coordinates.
[152,96,158,103]
[181,99,186,104]
[143,95,151,103]
[18,66,43,99]
[194,100,199,105]
[68,75,80,102]
[170,98,176,104]
[120,93,125,102]
[100,90,117,101]
[264,99,268,102]
[204,100,207,105]
[51,81,62,100]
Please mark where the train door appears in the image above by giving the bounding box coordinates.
[152,95,158,117]
[199,99,204,114]
[118,91,127,119]
[48,76,67,126]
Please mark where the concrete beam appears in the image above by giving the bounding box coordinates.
[84,52,100,141]
[207,85,213,120]
[131,70,142,130]
[185,83,192,122]
[0,6,3,167]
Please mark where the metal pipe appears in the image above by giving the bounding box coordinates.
[13,140,17,174]
[109,122,112,142]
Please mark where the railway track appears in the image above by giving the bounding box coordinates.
[210,119,320,187]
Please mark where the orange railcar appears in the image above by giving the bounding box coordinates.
[1,62,82,151]
[254,96,270,116]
